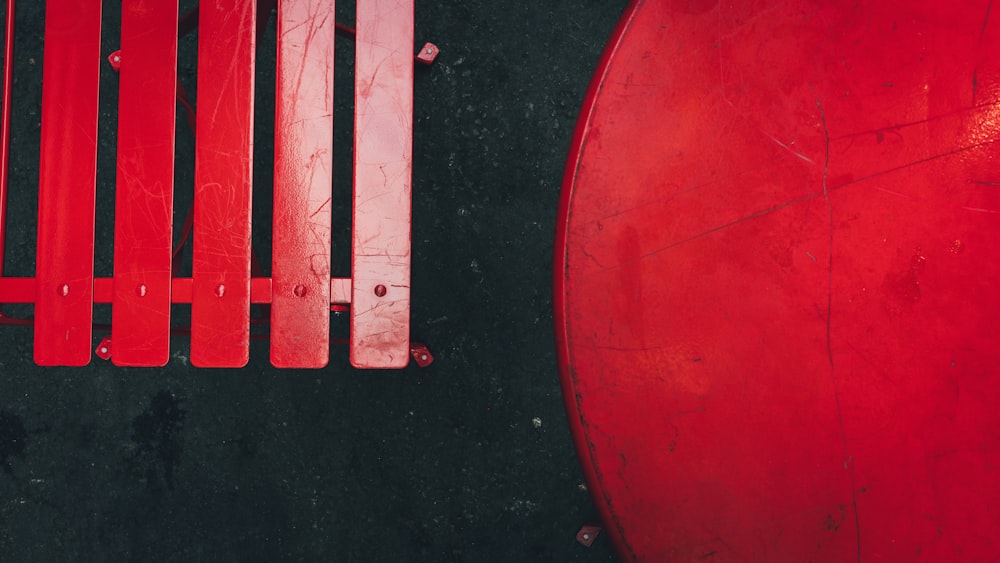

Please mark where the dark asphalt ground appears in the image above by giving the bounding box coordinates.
[0,1,629,561]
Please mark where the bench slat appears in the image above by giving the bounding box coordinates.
[34,0,103,366]
[111,0,179,367]
[351,0,414,368]
[270,0,336,368]
[190,0,256,368]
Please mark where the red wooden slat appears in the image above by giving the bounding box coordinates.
[33,0,102,366]
[190,0,256,368]
[0,0,15,280]
[270,0,336,368]
[111,0,179,367]
[351,0,414,368]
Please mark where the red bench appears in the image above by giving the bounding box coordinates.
[0,0,435,368]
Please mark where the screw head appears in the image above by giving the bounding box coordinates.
[59,284,70,297]
[374,284,387,297]
[293,284,307,297]
[214,284,225,298]
[136,284,147,297]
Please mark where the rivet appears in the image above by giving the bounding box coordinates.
[293,284,307,297]
[374,284,387,297]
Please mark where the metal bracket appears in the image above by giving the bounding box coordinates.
[409,343,434,367]
[107,49,121,71]
[95,336,112,361]
[576,525,602,547]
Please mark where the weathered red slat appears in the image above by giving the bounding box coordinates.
[351,0,414,368]
[33,0,102,366]
[270,0,336,368]
[111,0,179,367]
[190,0,256,368]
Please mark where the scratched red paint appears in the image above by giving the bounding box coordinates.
[1,0,417,368]
[111,0,179,367]
[351,0,414,368]
[270,0,336,368]
[556,0,1000,560]
[190,0,256,368]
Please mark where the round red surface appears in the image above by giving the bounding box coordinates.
[555,0,1000,560]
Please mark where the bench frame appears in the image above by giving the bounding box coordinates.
[0,0,436,369]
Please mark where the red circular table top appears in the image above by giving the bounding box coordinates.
[555,0,999,560]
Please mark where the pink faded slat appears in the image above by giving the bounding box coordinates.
[270,0,336,368]
[191,0,256,368]
[351,0,414,368]
[33,0,102,366]
[111,0,179,367]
